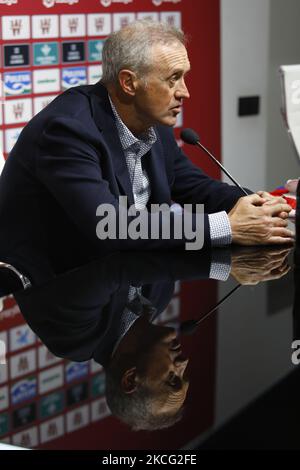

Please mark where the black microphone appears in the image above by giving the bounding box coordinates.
[180,128,249,196]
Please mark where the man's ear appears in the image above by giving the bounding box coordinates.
[118,69,139,96]
[121,367,139,394]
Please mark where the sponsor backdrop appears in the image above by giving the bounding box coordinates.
[0,0,220,449]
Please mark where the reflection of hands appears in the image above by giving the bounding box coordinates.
[228,194,294,246]
[230,246,292,285]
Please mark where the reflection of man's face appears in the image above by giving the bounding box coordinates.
[138,327,189,414]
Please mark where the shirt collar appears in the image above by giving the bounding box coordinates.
[108,95,157,151]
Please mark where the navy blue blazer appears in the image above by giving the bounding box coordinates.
[0,83,243,268]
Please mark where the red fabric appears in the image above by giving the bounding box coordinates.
[270,189,297,209]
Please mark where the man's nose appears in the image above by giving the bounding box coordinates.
[175,79,190,100]
[175,358,189,377]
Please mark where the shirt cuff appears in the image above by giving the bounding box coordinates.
[208,211,232,247]
[209,249,231,281]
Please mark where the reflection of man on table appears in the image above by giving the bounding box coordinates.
[15,248,290,430]
[0,20,294,268]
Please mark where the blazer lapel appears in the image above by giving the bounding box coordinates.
[90,83,134,206]
[143,136,172,206]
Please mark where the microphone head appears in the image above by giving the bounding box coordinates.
[180,319,199,335]
[180,128,200,145]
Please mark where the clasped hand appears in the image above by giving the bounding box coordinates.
[228,192,294,245]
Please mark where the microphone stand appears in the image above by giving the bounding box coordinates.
[180,283,242,335]
[195,140,249,196]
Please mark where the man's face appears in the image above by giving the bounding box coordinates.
[134,41,191,129]
[137,327,189,414]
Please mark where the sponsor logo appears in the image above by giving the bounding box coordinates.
[11,376,37,405]
[39,365,63,394]
[12,426,38,448]
[33,95,57,115]
[13,102,23,119]
[40,18,51,34]
[32,15,59,39]
[10,19,22,36]
[40,415,64,444]
[160,11,182,28]
[152,0,181,5]
[5,127,23,153]
[4,98,32,125]
[92,374,106,397]
[2,16,30,40]
[4,44,30,68]
[100,0,133,7]
[33,68,60,94]
[43,0,79,7]
[32,15,58,39]
[88,40,104,62]
[33,42,59,66]
[10,349,36,380]
[87,14,111,36]
[137,12,160,21]
[10,324,36,352]
[60,14,85,37]
[62,66,87,90]
[13,402,36,429]
[39,391,64,419]
[66,404,89,433]
[91,398,111,422]
[0,0,18,5]
[65,362,88,383]
[4,71,31,96]
[38,344,62,369]
[0,413,9,437]
[68,18,77,34]
[0,386,8,411]
[62,41,85,63]
[113,13,136,32]
[95,17,104,32]
[0,339,6,364]
[66,382,88,406]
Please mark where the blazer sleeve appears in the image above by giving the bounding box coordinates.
[36,116,211,252]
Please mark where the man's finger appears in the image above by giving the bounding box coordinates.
[264,203,292,216]
[263,196,287,205]
[270,227,295,238]
[272,217,288,227]
[246,193,267,206]
[278,211,290,219]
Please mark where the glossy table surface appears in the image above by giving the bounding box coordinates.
[0,243,298,450]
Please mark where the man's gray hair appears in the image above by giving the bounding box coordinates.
[101,20,186,85]
[105,365,184,431]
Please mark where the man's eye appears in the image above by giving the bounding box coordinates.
[169,76,178,86]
